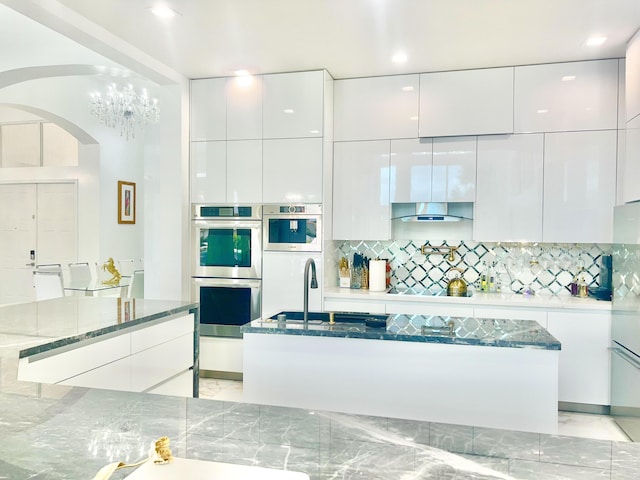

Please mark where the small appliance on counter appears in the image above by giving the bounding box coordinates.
[588,254,612,301]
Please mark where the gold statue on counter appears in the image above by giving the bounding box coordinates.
[101,257,122,285]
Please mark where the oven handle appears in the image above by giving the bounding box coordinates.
[192,220,262,229]
[192,277,262,289]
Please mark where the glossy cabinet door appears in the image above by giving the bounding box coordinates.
[514,59,619,133]
[190,78,226,141]
[334,75,419,141]
[546,311,611,405]
[418,67,514,137]
[226,75,263,140]
[390,138,432,203]
[474,134,544,242]
[226,140,262,203]
[432,136,477,203]
[262,138,323,203]
[623,114,640,203]
[626,30,640,122]
[543,130,616,243]
[333,140,391,240]
[262,71,324,139]
[190,141,226,203]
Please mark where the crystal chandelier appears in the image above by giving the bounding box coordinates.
[89,84,159,140]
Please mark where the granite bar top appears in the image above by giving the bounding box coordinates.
[243,313,561,350]
[0,296,198,358]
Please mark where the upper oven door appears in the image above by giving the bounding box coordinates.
[192,219,262,278]
[264,215,322,252]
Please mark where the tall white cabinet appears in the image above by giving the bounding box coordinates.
[333,140,391,240]
[475,134,544,242]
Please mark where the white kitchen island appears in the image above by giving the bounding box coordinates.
[243,313,561,434]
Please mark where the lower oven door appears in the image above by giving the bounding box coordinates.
[192,277,261,338]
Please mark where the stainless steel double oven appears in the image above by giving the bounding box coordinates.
[191,205,262,338]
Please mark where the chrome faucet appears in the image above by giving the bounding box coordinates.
[303,258,318,324]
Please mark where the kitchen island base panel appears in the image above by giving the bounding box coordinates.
[243,333,559,434]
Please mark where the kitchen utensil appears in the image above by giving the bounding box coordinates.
[446,267,468,297]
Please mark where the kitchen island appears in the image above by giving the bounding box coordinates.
[243,313,561,434]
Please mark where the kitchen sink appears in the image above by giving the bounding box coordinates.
[269,311,389,328]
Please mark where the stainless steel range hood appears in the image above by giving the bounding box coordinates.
[391,202,473,222]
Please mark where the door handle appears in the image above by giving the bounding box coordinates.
[609,346,640,370]
[25,262,35,267]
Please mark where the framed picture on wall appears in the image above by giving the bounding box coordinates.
[118,180,136,224]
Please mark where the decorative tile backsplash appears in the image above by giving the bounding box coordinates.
[333,240,610,296]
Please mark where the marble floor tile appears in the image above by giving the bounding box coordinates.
[539,435,612,469]
[198,378,244,402]
[558,411,630,442]
[509,458,611,479]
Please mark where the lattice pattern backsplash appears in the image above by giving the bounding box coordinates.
[333,240,610,295]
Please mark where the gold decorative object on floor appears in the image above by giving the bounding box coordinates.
[101,257,122,285]
[92,436,173,480]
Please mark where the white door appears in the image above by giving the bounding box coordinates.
[0,182,77,305]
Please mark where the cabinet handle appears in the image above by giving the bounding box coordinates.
[609,346,640,370]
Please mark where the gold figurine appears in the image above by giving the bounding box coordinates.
[101,257,122,285]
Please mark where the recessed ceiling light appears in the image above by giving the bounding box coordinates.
[392,52,408,63]
[283,109,295,114]
[150,6,179,18]
[562,75,576,81]
[586,36,607,47]
[402,86,414,92]
[537,109,549,114]
[233,70,253,87]
[409,116,419,121]
[310,130,320,134]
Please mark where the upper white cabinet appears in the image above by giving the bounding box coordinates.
[190,141,226,203]
[623,114,640,203]
[432,136,477,203]
[333,140,390,240]
[390,138,432,203]
[543,130,617,243]
[418,67,514,138]
[334,75,419,141]
[263,71,324,139]
[514,59,619,133]
[263,138,323,203]
[226,76,263,140]
[626,30,640,122]
[191,78,226,141]
[474,134,544,242]
[390,136,476,204]
[227,140,263,203]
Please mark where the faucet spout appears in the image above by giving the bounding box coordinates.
[303,258,318,324]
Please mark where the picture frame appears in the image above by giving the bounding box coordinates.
[118,181,136,224]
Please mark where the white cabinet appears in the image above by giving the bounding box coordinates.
[200,336,243,374]
[543,130,617,243]
[432,136,477,203]
[419,67,514,137]
[323,298,386,314]
[386,301,474,318]
[474,134,544,242]
[514,59,619,133]
[623,114,640,203]
[226,75,263,140]
[546,311,611,405]
[334,75,419,141]
[333,140,391,240]
[626,30,640,122]
[262,252,323,318]
[190,141,226,203]
[263,71,324,139]
[262,138,323,203]
[191,78,226,141]
[474,307,547,328]
[390,138,433,203]
[227,140,262,203]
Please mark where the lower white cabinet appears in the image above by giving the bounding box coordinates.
[474,134,544,242]
[333,140,391,240]
[324,298,386,314]
[474,307,547,328]
[200,336,243,374]
[18,314,196,395]
[386,301,474,318]
[546,310,611,406]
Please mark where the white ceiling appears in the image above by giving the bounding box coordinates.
[2,0,640,82]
